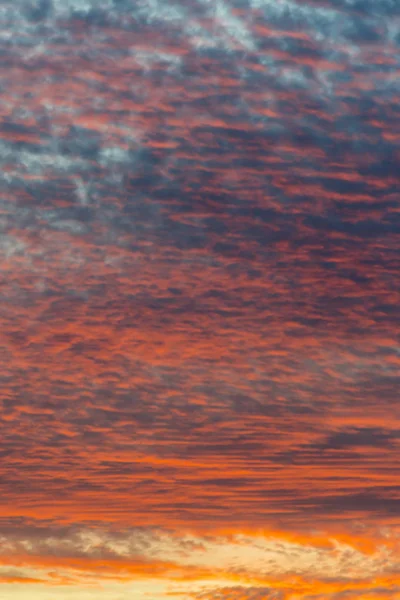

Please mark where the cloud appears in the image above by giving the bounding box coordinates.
[192,587,285,600]
[0,524,399,598]
[1,0,400,598]
[0,526,398,581]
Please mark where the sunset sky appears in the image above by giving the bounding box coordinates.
[1,0,400,598]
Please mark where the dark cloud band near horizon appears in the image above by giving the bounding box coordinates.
[0,0,399,598]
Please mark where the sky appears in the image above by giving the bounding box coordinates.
[0,0,400,598]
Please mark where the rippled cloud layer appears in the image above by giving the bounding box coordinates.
[1,0,400,598]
